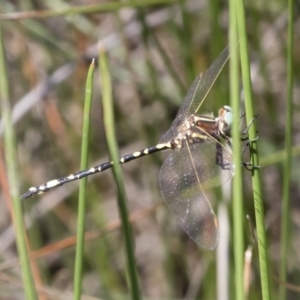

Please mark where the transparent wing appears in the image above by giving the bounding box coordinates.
[159,46,229,143]
[159,139,234,249]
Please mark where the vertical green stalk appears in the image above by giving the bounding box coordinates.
[99,45,141,300]
[150,32,186,95]
[73,60,95,300]
[234,0,271,299]
[209,0,223,57]
[0,25,37,299]
[136,9,162,102]
[229,2,244,300]
[279,0,294,299]
[178,0,194,83]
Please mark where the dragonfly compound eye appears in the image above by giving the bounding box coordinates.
[224,108,233,129]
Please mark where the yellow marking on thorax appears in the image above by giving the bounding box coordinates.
[191,132,207,139]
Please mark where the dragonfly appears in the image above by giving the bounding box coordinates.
[21,46,235,250]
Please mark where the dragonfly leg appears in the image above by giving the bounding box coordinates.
[239,112,246,119]
[238,114,260,170]
[241,161,261,171]
[241,135,261,170]
[215,142,232,170]
[241,136,259,155]
[240,114,259,137]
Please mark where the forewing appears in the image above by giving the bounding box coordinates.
[159,139,233,249]
[159,46,229,143]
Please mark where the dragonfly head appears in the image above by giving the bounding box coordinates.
[218,105,233,136]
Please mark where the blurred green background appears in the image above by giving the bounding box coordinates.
[0,0,299,299]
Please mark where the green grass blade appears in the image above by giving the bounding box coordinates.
[0,0,176,20]
[73,60,95,300]
[99,45,141,300]
[178,0,194,83]
[150,32,186,95]
[229,3,244,299]
[279,0,294,299]
[234,1,271,299]
[0,25,37,299]
[260,145,300,166]
[209,0,223,57]
[136,9,163,103]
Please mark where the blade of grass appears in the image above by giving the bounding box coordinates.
[136,9,163,102]
[99,44,141,300]
[150,31,186,95]
[229,2,244,300]
[209,0,223,57]
[234,0,271,299]
[0,25,37,299]
[260,145,300,166]
[73,60,95,300]
[0,0,176,20]
[279,0,294,299]
[178,0,194,83]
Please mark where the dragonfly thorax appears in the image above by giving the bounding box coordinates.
[170,106,233,150]
[170,114,219,150]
